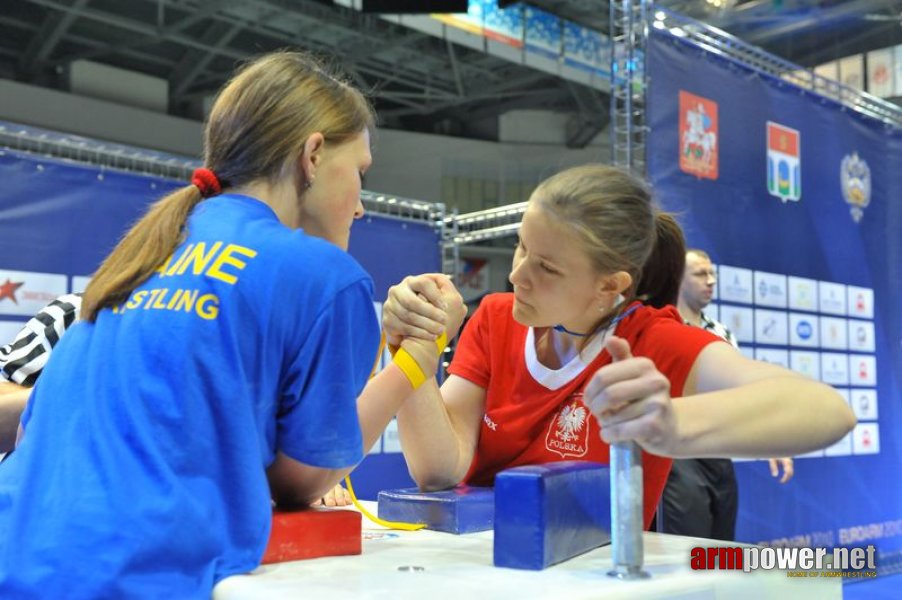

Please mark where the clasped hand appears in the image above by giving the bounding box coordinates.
[383,274,467,376]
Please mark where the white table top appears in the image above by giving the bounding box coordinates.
[214,502,840,600]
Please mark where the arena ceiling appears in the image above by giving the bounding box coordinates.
[1,0,900,147]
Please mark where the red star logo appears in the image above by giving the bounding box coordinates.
[0,279,25,304]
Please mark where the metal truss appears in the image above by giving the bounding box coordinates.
[609,0,650,175]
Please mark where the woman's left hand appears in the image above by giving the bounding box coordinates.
[313,483,352,507]
[768,457,794,483]
[583,336,678,456]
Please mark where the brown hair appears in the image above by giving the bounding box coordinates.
[81,51,376,321]
[531,164,686,328]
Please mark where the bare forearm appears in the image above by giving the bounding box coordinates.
[671,377,856,459]
[396,381,471,491]
[357,364,416,455]
[268,364,420,507]
[0,386,28,453]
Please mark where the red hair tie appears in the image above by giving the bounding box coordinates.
[191,167,222,198]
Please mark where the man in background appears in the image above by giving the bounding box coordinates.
[659,249,793,540]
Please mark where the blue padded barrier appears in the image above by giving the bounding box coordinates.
[493,461,611,570]
[377,486,494,534]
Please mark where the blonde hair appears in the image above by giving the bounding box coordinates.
[82,51,375,321]
[532,164,686,321]
[686,248,711,262]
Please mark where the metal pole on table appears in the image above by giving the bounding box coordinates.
[607,0,651,580]
[607,442,649,579]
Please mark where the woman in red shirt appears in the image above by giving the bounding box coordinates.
[384,165,855,527]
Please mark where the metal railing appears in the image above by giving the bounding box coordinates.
[653,8,902,127]
[449,201,527,244]
[0,120,200,180]
[0,119,448,226]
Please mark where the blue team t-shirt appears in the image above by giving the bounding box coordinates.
[0,194,379,598]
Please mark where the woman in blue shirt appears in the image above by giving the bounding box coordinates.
[0,51,442,599]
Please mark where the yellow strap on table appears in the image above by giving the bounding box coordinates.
[344,475,426,531]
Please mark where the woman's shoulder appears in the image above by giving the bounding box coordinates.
[217,223,373,313]
[620,302,679,324]
[264,227,370,284]
[620,303,711,340]
[621,302,722,353]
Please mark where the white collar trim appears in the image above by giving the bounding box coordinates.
[524,325,616,391]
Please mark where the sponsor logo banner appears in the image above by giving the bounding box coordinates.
[820,317,849,350]
[754,309,788,345]
[820,352,850,386]
[789,313,819,347]
[788,276,818,312]
[847,320,875,352]
[754,271,788,308]
[852,389,878,421]
[0,270,67,317]
[852,423,880,455]
[846,286,873,319]
[849,355,877,386]
[718,266,753,304]
[790,351,821,381]
[719,305,755,343]
[818,281,847,315]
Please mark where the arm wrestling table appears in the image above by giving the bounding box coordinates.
[213,502,840,600]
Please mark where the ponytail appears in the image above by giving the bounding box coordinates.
[635,213,686,309]
[81,186,204,321]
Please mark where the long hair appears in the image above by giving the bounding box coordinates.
[82,51,376,321]
[531,164,686,331]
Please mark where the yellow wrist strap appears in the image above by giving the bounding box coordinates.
[435,331,448,355]
[393,348,428,389]
[390,331,449,390]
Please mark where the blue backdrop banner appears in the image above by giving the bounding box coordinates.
[647,31,902,558]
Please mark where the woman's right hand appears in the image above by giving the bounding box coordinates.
[583,336,678,457]
[383,274,467,347]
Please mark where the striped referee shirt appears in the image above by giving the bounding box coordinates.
[697,310,740,350]
[0,293,82,387]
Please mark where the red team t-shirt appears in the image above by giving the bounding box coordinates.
[448,293,721,528]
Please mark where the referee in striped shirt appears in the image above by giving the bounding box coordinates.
[0,293,82,452]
